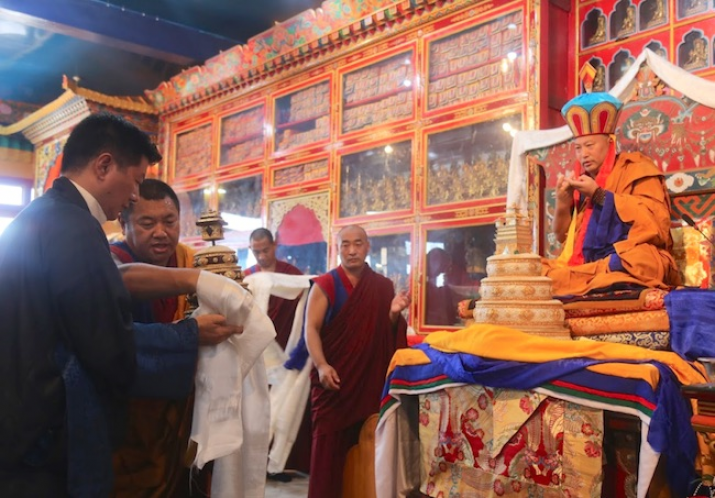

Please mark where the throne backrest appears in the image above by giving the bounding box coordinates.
[531,66,715,288]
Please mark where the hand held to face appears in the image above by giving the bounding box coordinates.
[195,314,243,346]
[317,364,341,390]
[568,174,599,198]
[555,173,575,207]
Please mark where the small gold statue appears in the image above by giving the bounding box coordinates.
[684,0,707,16]
[589,15,607,45]
[618,6,636,38]
[684,37,708,71]
[593,65,606,92]
[647,0,666,27]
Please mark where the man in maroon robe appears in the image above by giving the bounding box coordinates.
[305,225,410,497]
[244,228,303,350]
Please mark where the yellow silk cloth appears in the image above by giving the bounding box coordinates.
[544,152,681,296]
[389,324,707,389]
[112,242,196,498]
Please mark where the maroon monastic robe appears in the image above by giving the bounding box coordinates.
[308,264,407,497]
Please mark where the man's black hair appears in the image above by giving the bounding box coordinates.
[61,112,162,173]
[249,228,274,244]
[121,179,180,220]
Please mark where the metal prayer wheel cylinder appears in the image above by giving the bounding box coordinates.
[185,209,246,318]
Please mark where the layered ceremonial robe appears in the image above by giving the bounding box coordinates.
[110,241,196,498]
[0,177,198,497]
[244,260,303,350]
[543,152,680,296]
[309,264,407,497]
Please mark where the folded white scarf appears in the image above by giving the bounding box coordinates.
[190,271,276,498]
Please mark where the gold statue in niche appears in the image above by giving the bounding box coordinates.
[647,0,666,27]
[589,15,607,45]
[684,37,708,71]
[618,5,636,38]
[593,65,606,92]
[684,0,707,16]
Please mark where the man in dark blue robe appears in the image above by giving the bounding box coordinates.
[0,113,239,497]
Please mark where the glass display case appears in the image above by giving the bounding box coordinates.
[174,123,213,179]
[217,174,264,268]
[271,158,329,190]
[274,79,331,153]
[425,113,522,208]
[219,105,265,167]
[340,49,415,135]
[426,10,523,113]
[338,139,412,219]
[423,223,496,327]
[367,232,412,293]
[177,187,209,242]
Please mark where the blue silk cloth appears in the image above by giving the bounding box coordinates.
[667,288,715,360]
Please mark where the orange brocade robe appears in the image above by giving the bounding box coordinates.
[111,243,196,498]
[543,152,680,296]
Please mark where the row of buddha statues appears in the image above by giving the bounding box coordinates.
[584,0,709,48]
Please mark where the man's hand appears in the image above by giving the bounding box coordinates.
[317,363,341,390]
[195,314,243,345]
[389,290,411,323]
[568,175,599,198]
[554,173,575,207]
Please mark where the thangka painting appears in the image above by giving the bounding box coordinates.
[217,174,263,268]
[267,191,329,275]
[35,135,67,193]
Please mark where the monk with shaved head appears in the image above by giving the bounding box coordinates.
[304,224,410,496]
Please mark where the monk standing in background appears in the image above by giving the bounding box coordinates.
[543,92,680,296]
[305,225,410,497]
[244,228,303,350]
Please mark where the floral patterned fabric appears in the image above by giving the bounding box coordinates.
[567,310,669,336]
[577,331,670,351]
[418,385,604,497]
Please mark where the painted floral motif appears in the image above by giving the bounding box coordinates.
[148,0,406,108]
[666,172,695,193]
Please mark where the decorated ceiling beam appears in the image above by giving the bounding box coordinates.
[147,0,450,112]
[0,0,239,65]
